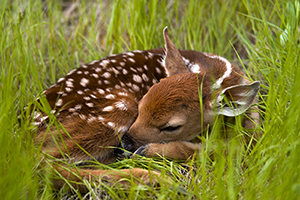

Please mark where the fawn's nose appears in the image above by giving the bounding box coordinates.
[120,133,139,153]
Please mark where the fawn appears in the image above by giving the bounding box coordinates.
[33,27,260,191]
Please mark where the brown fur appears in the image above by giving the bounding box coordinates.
[33,27,260,191]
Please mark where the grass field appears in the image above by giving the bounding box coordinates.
[1,0,300,199]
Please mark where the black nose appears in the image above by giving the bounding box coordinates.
[120,134,138,152]
[115,134,138,158]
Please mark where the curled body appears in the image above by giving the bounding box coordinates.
[33,27,260,190]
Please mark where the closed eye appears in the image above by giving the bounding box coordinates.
[160,125,182,132]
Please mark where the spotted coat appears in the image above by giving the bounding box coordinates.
[34,47,243,164]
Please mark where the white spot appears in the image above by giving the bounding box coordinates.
[132,84,140,92]
[130,67,137,72]
[33,112,41,119]
[115,101,127,111]
[57,91,64,95]
[103,106,114,112]
[118,92,128,96]
[32,122,41,126]
[158,59,166,72]
[152,79,157,84]
[106,67,112,72]
[77,90,84,95]
[77,71,83,74]
[122,69,128,74]
[95,67,102,73]
[65,87,72,92]
[111,59,117,63]
[90,94,97,99]
[41,116,48,121]
[84,71,89,75]
[100,60,110,67]
[55,99,63,107]
[104,80,110,85]
[132,50,143,53]
[107,122,115,128]
[83,96,91,101]
[148,52,154,58]
[66,69,76,75]
[156,67,161,74]
[72,112,79,116]
[86,102,94,107]
[97,89,105,94]
[103,72,111,78]
[126,52,135,57]
[98,116,104,121]
[115,84,121,89]
[117,126,129,133]
[87,116,97,123]
[126,82,132,87]
[182,57,191,65]
[74,104,82,110]
[57,77,65,83]
[92,73,99,78]
[66,80,73,88]
[80,78,89,87]
[143,65,148,70]
[89,60,98,65]
[189,63,201,73]
[204,54,232,90]
[137,67,143,72]
[128,58,136,63]
[98,80,102,85]
[133,74,142,83]
[120,82,125,87]
[82,65,88,68]
[112,68,120,75]
[142,73,149,82]
[68,108,76,112]
[79,114,86,120]
[120,62,125,66]
[105,94,115,99]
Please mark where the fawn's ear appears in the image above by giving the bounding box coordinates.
[163,27,190,76]
[215,81,260,117]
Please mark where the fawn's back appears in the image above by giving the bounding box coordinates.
[34,28,259,164]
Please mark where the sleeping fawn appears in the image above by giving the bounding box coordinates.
[33,27,260,191]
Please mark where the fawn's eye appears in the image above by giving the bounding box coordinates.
[160,125,182,133]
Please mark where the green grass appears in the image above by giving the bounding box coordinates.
[1,0,300,199]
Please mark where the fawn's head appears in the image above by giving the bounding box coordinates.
[126,27,260,147]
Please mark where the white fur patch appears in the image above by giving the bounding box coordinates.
[65,87,72,92]
[80,78,89,87]
[102,72,111,78]
[133,74,142,83]
[115,100,127,111]
[105,94,115,99]
[103,106,114,112]
[100,60,110,67]
[204,54,232,89]
[55,99,63,107]
[128,58,136,63]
